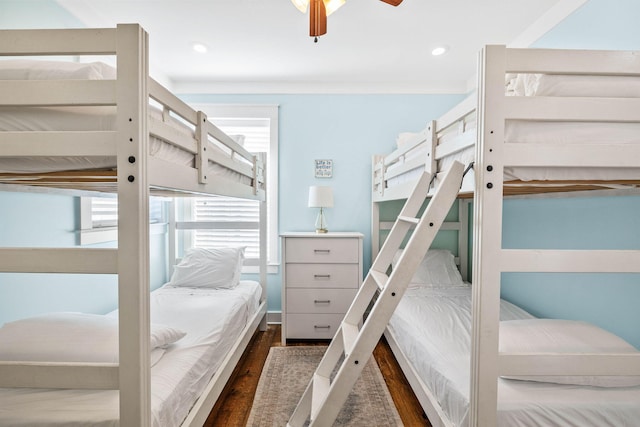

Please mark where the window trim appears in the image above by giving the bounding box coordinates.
[189,104,279,271]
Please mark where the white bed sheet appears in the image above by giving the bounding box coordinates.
[385,119,640,190]
[383,73,640,190]
[0,105,252,186]
[0,280,262,427]
[388,285,640,427]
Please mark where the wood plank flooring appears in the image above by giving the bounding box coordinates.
[204,324,430,427]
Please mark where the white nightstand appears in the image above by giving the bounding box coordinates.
[280,232,364,345]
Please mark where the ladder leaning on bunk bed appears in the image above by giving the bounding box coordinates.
[288,161,466,427]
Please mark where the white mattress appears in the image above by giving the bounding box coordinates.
[384,73,640,189]
[0,280,262,427]
[0,59,251,185]
[388,285,640,427]
[0,105,252,186]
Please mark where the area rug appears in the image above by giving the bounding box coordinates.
[246,346,403,426]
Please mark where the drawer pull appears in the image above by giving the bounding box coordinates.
[314,249,331,254]
[314,325,331,329]
[314,299,331,304]
[314,274,331,279]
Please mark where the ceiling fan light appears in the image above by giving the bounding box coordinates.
[192,42,208,54]
[292,0,310,13]
[431,46,449,56]
[324,0,346,16]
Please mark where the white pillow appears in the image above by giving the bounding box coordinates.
[392,249,464,287]
[0,312,185,366]
[169,247,245,289]
[500,319,640,387]
[0,59,116,80]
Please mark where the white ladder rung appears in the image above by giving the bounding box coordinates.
[311,373,330,419]
[398,215,419,224]
[342,322,360,356]
[370,270,389,290]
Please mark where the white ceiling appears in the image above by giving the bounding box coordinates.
[56,0,586,94]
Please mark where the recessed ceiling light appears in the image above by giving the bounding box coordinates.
[431,46,449,56]
[192,42,208,54]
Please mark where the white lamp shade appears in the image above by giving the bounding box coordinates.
[308,186,334,208]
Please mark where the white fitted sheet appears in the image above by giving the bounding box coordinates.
[0,280,262,427]
[0,105,252,186]
[388,285,640,427]
[384,73,640,189]
[0,59,251,184]
[385,119,640,189]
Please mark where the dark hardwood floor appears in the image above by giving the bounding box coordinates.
[204,324,430,427]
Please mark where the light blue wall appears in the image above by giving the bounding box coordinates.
[500,196,640,347]
[181,93,466,312]
[0,0,83,29]
[0,192,168,325]
[533,0,640,50]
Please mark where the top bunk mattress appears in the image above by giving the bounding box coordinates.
[0,60,252,185]
[384,73,640,186]
[387,284,640,427]
[0,280,262,427]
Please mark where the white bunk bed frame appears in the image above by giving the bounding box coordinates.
[372,45,640,426]
[0,24,267,427]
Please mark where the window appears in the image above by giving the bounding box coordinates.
[80,196,165,245]
[79,104,278,269]
[179,105,279,271]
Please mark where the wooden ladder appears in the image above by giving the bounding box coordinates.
[288,161,465,427]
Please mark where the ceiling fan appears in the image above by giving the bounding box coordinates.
[292,0,404,42]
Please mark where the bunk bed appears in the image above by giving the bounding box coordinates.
[371,45,640,426]
[0,24,267,427]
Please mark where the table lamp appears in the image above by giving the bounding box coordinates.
[308,186,333,233]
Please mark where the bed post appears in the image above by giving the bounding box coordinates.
[458,198,470,282]
[259,152,268,331]
[371,155,382,260]
[469,45,506,427]
[424,120,437,177]
[116,24,151,427]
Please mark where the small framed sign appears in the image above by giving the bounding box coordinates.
[315,159,333,178]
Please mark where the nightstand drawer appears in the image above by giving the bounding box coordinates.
[286,314,344,339]
[286,288,358,314]
[285,263,359,288]
[285,238,359,264]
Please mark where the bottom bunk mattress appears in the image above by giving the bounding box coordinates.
[387,284,640,427]
[0,280,262,427]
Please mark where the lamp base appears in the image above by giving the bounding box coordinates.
[314,208,329,234]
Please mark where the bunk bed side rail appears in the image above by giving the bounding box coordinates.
[0,28,117,56]
[0,362,119,389]
[505,47,640,76]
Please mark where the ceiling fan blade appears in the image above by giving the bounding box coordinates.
[380,0,403,5]
[310,0,327,37]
